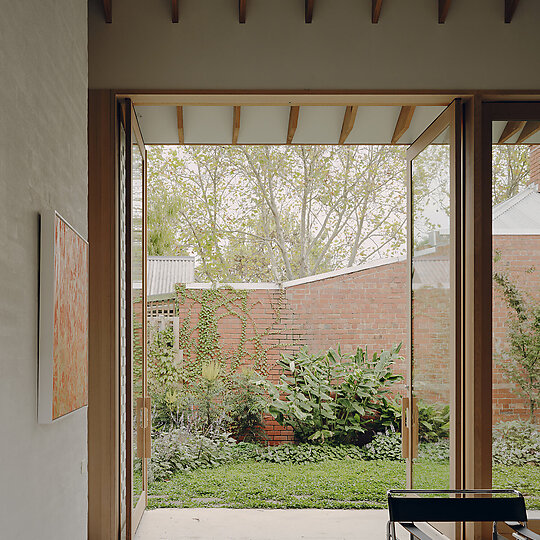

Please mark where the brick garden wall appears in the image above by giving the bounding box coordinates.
[174,235,540,443]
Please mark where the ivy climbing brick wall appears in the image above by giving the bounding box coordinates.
[173,234,540,443]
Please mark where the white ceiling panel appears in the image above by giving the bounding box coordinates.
[346,106,398,144]
[135,105,178,144]
[402,106,446,144]
[134,103,471,147]
[184,106,234,144]
[237,106,291,144]
[293,106,345,144]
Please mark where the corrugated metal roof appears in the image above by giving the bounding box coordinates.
[147,256,195,296]
[493,183,540,235]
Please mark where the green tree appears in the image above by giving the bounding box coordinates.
[492,145,530,205]
[148,145,408,281]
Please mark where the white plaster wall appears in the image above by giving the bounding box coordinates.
[89,0,540,91]
[0,2,88,539]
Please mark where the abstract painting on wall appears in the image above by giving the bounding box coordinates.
[39,211,89,423]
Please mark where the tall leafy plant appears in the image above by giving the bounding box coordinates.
[265,344,403,443]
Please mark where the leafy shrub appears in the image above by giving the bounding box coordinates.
[256,443,365,464]
[371,398,450,442]
[492,421,540,466]
[151,388,189,432]
[418,440,450,463]
[227,369,268,442]
[360,432,449,462]
[362,431,403,461]
[417,402,450,442]
[151,359,232,436]
[266,344,403,444]
[149,429,241,481]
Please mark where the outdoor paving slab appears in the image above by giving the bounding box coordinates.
[134,508,393,540]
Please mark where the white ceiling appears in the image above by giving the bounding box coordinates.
[135,105,447,145]
[134,105,540,146]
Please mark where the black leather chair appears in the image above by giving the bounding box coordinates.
[387,489,540,540]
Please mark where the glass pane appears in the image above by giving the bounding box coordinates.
[491,128,540,512]
[411,128,452,490]
[132,130,144,505]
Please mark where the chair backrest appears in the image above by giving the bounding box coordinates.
[387,490,527,523]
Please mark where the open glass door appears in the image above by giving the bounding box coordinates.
[127,103,150,536]
[405,100,462,536]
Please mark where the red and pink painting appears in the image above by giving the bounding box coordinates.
[39,212,88,423]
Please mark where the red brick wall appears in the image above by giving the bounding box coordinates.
[492,236,540,424]
[174,234,540,443]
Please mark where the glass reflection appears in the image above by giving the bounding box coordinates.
[411,131,451,490]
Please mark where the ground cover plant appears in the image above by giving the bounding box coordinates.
[146,460,540,510]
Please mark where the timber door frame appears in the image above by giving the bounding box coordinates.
[88,90,540,540]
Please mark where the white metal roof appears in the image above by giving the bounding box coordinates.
[147,256,195,296]
[492,183,540,235]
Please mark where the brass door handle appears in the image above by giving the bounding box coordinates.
[402,396,409,459]
[411,397,419,459]
[136,397,152,458]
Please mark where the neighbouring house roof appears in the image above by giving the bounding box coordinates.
[147,256,195,296]
[492,183,540,235]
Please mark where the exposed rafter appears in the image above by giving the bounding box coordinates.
[372,0,383,23]
[287,106,300,144]
[391,106,416,144]
[172,0,179,23]
[232,106,241,144]
[438,0,451,23]
[102,0,112,23]
[517,121,540,144]
[239,0,246,23]
[339,106,358,144]
[305,0,314,23]
[505,0,520,23]
[498,121,526,144]
[176,106,184,144]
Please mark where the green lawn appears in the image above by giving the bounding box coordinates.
[147,460,540,510]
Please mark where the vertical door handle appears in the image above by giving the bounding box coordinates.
[411,397,419,459]
[144,397,151,458]
[136,397,152,458]
[402,396,410,459]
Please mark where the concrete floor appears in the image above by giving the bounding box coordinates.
[134,508,392,540]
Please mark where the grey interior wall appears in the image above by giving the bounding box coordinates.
[0,2,88,539]
[89,0,540,91]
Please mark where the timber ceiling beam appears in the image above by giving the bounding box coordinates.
[505,0,520,23]
[517,121,540,144]
[438,0,451,23]
[232,106,241,144]
[391,106,416,144]
[177,106,184,144]
[305,0,314,23]
[102,0,112,23]
[239,0,246,23]
[498,121,526,144]
[339,106,358,144]
[172,0,179,23]
[372,0,383,23]
[287,106,300,144]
